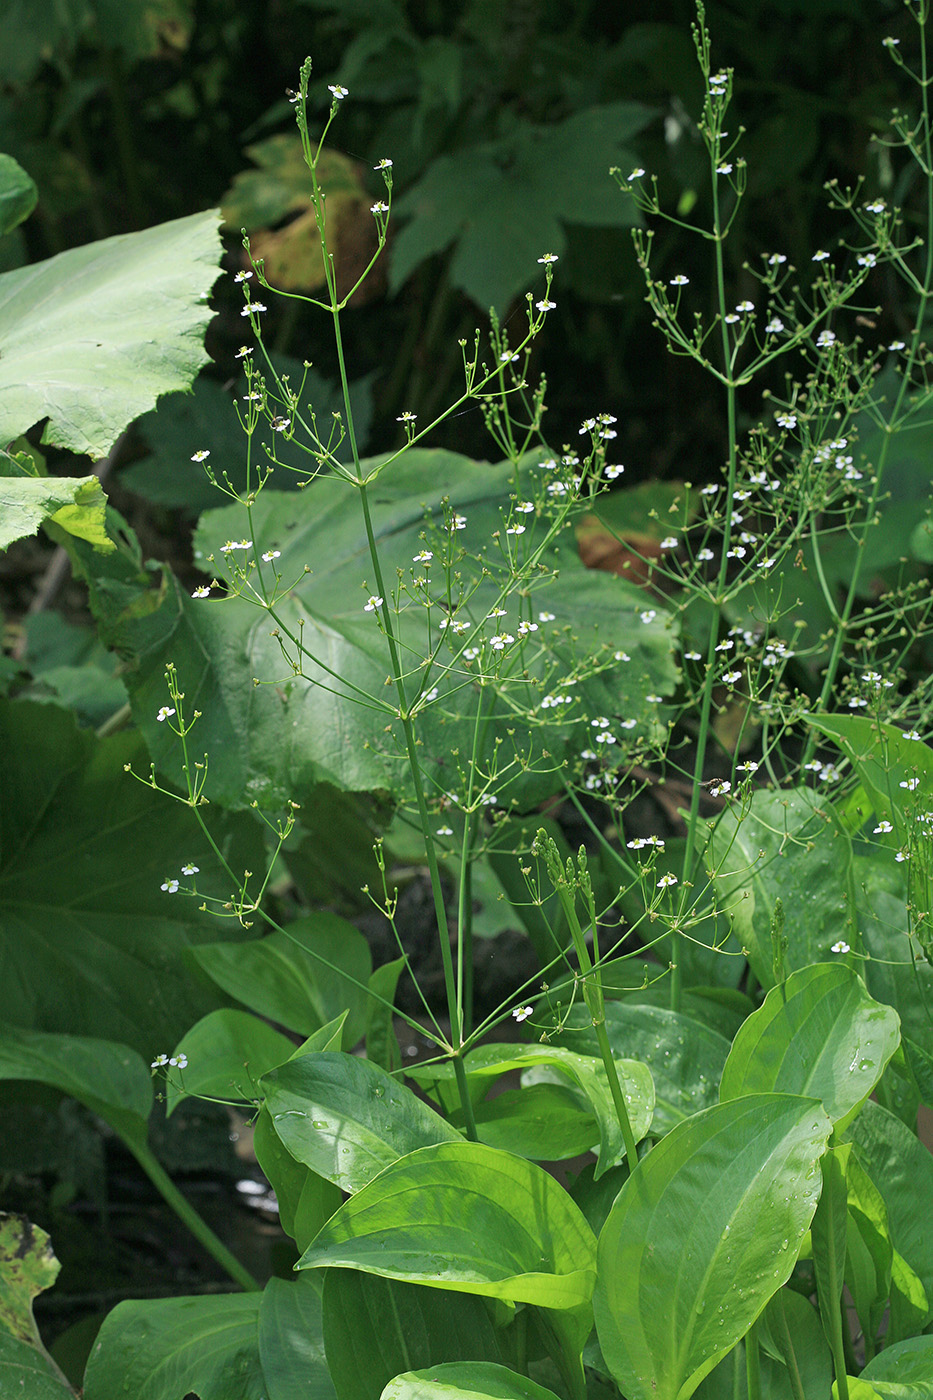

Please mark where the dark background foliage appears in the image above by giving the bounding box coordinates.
[0,0,911,491]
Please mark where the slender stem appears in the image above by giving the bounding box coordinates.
[127,1139,260,1292]
[745,1319,761,1400]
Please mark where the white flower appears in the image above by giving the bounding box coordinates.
[375,158,393,170]
[261,550,281,563]
[537,253,559,264]
[235,345,251,358]
[775,412,797,429]
[812,250,830,262]
[723,670,742,684]
[156,706,175,722]
[717,163,733,174]
[364,596,383,612]
[817,329,836,347]
[328,84,348,99]
[709,780,731,797]
[857,253,877,268]
[191,585,211,598]
[697,547,715,562]
[669,274,689,286]
[767,254,787,266]
[660,536,678,550]
[895,850,910,862]
[657,873,678,888]
[831,941,850,954]
[517,620,538,636]
[700,484,719,496]
[627,169,645,180]
[512,1005,533,1022]
[538,611,556,622]
[904,730,922,741]
[536,299,556,312]
[604,464,625,480]
[191,449,210,462]
[171,1054,188,1069]
[151,1054,169,1068]
[591,716,611,728]
[874,820,893,833]
[371,201,389,215]
[413,550,433,563]
[489,633,514,651]
[240,302,267,316]
[181,863,199,876]
[736,300,754,312]
[220,539,252,553]
[449,514,467,531]
[436,826,453,836]
[900,778,920,791]
[614,650,630,661]
[640,609,657,624]
[160,879,180,894]
[889,340,906,351]
[766,317,785,334]
[397,410,417,423]
[684,650,702,661]
[515,500,534,513]
[646,693,663,704]
[234,270,252,283]
[506,524,526,535]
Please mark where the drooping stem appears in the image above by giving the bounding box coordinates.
[127,1139,260,1292]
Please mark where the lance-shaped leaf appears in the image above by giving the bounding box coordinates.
[720,963,900,1126]
[299,1140,597,1329]
[381,1362,562,1400]
[261,1052,461,1193]
[0,211,222,457]
[594,1094,832,1400]
[111,450,677,810]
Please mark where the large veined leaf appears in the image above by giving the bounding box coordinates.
[257,1275,335,1400]
[720,963,900,1126]
[0,211,222,457]
[708,786,855,987]
[0,1331,73,1399]
[164,1009,295,1116]
[82,1293,264,1400]
[261,1051,461,1192]
[807,714,933,829]
[299,1140,597,1324]
[111,449,678,808]
[594,1094,832,1400]
[381,1362,562,1400]
[390,104,650,312]
[0,466,110,553]
[0,698,261,1052]
[0,1214,59,1349]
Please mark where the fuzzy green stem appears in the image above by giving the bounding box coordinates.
[127,1139,260,1292]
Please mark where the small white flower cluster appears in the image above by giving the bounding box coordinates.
[151,1052,188,1070]
[804,759,841,784]
[160,863,199,894]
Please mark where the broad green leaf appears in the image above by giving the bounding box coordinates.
[0,154,37,237]
[0,698,260,1052]
[846,1335,933,1396]
[708,786,855,987]
[382,1362,562,1400]
[472,1082,598,1161]
[760,1287,832,1400]
[594,1094,833,1400]
[261,1051,460,1192]
[811,1146,849,1353]
[113,450,677,809]
[555,1001,729,1134]
[0,471,111,554]
[0,1331,74,1399]
[806,714,933,833]
[848,1100,933,1326]
[192,913,373,1048]
[719,963,900,1125]
[257,1275,335,1400]
[0,211,222,457]
[323,1272,506,1400]
[82,1293,263,1400]
[0,1215,59,1347]
[0,1023,151,1151]
[390,105,650,312]
[253,1106,342,1252]
[844,1152,894,1348]
[852,856,933,1075]
[299,1140,597,1323]
[165,1009,295,1115]
[408,1043,654,1176]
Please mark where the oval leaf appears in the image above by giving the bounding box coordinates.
[298,1140,597,1318]
[166,1009,296,1115]
[720,963,900,1125]
[261,1051,460,1192]
[382,1362,562,1400]
[853,1335,933,1397]
[594,1094,832,1400]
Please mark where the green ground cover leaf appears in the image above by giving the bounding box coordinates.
[720,963,900,1125]
[257,1275,335,1400]
[0,1331,74,1399]
[262,1051,461,1193]
[0,211,221,457]
[164,1009,295,1115]
[0,698,260,1053]
[594,1094,832,1400]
